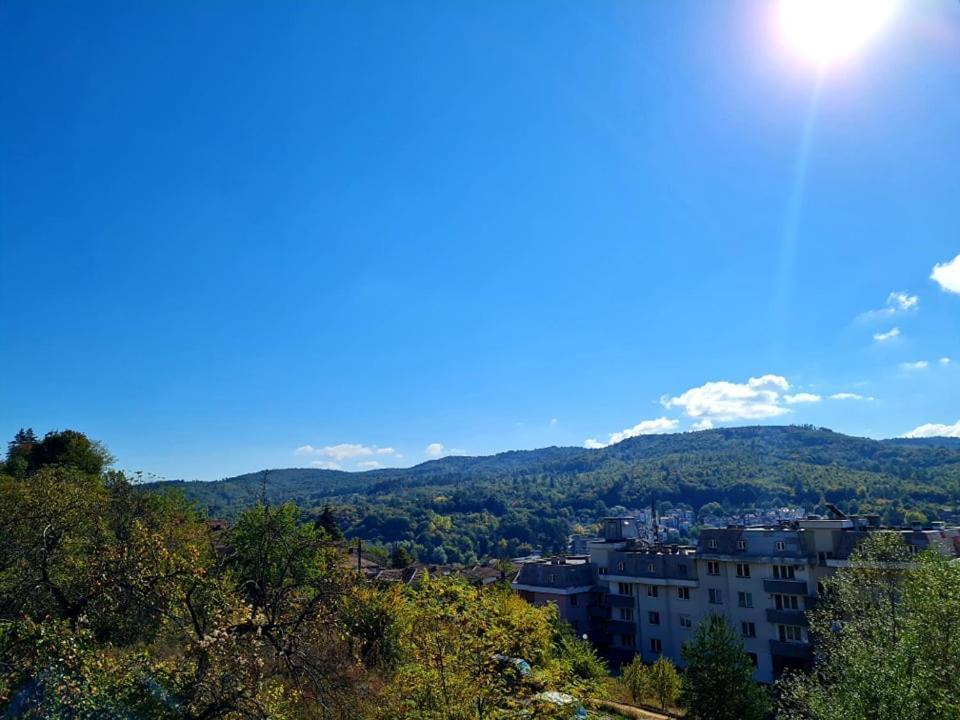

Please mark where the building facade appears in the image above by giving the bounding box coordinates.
[514,514,960,683]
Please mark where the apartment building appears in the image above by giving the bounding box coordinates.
[514,513,960,683]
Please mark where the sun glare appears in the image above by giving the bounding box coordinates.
[777,0,901,67]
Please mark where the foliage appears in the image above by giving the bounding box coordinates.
[646,656,681,712]
[619,655,679,714]
[372,575,590,719]
[777,533,960,720]
[620,655,648,705]
[156,426,960,563]
[1,428,608,720]
[680,613,769,720]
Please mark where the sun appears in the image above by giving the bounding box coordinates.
[777,0,901,67]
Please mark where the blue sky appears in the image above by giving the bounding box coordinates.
[2,1,959,480]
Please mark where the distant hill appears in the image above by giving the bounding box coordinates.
[150,425,960,564]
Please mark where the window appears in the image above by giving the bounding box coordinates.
[647,586,659,598]
[648,611,660,625]
[618,583,632,596]
[570,594,578,607]
[775,541,786,551]
[817,581,826,597]
[707,561,721,576]
[548,573,556,583]
[738,591,753,608]
[746,652,758,667]
[736,563,751,578]
[677,587,690,600]
[741,622,756,638]
[618,607,633,621]
[708,588,722,605]
[774,594,800,610]
[678,564,688,576]
[647,563,655,573]
[817,551,832,564]
[617,561,625,572]
[708,539,719,549]
[773,564,796,580]
[737,539,747,550]
[620,633,635,648]
[779,625,803,643]
[650,638,662,654]
[598,567,608,576]
[680,615,693,628]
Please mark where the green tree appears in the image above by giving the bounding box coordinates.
[316,502,345,540]
[22,429,114,476]
[621,655,649,705]
[681,613,768,720]
[647,655,681,713]
[777,533,960,720]
[390,542,414,569]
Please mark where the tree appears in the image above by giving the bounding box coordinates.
[315,503,344,540]
[681,613,769,720]
[777,533,960,720]
[390,543,413,569]
[20,429,114,476]
[621,655,649,705]
[647,655,681,713]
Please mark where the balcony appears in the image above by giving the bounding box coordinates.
[766,608,809,626]
[763,579,808,594]
[607,619,636,634]
[589,606,611,619]
[769,639,812,659]
[608,594,635,608]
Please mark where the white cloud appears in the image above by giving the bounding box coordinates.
[940,357,952,366]
[887,291,919,312]
[784,393,821,404]
[296,442,403,462]
[931,254,960,294]
[311,460,341,470]
[691,419,714,431]
[585,417,680,449]
[859,291,919,320]
[829,392,873,401]
[873,327,900,343]
[425,442,445,457]
[903,420,960,438]
[357,460,383,470]
[549,418,559,427]
[661,374,792,422]
[317,443,374,461]
[900,360,929,371]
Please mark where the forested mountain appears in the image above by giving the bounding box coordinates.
[152,426,960,565]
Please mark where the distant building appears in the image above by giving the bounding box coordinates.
[514,513,960,683]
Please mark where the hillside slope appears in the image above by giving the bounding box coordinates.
[153,425,960,563]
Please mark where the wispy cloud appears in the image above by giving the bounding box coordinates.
[830,392,874,401]
[357,460,382,470]
[940,357,952,366]
[425,442,445,457]
[903,420,960,438]
[783,393,821,404]
[931,254,960,294]
[873,327,900,343]
[310,460,341,470]
[296,442,400,464]
[584,417,679,449]
[900,360,929,371]
[859,291,919,320]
